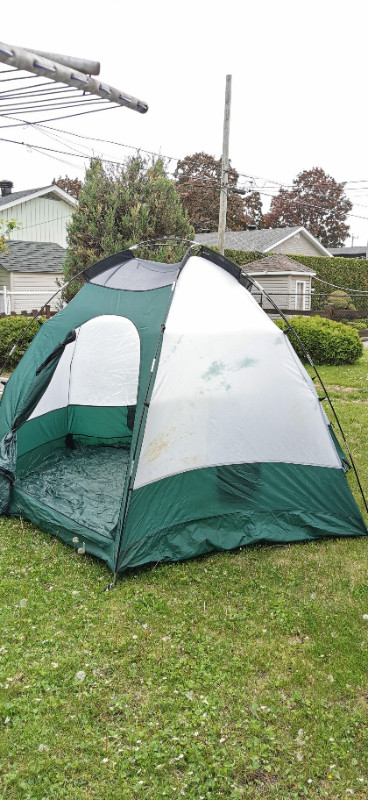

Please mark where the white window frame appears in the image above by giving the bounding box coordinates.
[295,280,307,311]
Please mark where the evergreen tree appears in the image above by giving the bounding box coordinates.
[63,156,194,300]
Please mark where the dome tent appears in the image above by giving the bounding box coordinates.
[0,246,366,575]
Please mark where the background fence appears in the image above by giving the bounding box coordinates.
[0,287,367,321]
[252,291,368,319]
[0,287,60,316]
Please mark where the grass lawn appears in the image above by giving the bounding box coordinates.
[0,354,368,799]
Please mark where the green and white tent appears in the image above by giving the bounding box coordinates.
[0,246,366,574]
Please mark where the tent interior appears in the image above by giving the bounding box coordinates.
[12,314,140,540]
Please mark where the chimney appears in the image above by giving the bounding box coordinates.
[0,180,13,197]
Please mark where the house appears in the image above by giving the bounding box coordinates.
[0,180,77,247]
[0,241,66,314]
[195,226,332,258]
[329,245,367,259]
[241,254,316,311]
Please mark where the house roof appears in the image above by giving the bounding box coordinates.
[329,246,367,258]
[0,184,77,211]
[244,254,315,276]
[0,241,66,273]
[195,226,331,257]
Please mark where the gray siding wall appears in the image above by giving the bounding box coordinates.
[249,275,290,309]
[272,233,323,257]
[249,273,312,310]
[0,197,73,247]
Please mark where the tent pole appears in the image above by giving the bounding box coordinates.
[112,247,193,576]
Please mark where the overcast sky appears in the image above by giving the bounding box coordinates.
[2,0,368,245]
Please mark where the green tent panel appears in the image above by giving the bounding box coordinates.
[0,246,365,574]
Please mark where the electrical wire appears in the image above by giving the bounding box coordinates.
[0,127,367,226]
[3,92,368,200]
[4,108,368,223]
[312,276,368,294]
[0,102,121,127]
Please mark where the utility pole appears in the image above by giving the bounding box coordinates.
[217,75,232,255]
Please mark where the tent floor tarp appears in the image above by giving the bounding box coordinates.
[10,445,129,540]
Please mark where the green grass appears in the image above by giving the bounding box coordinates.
[1,356,368,799]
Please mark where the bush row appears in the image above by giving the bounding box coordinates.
[275,316,363,365]
[0,315,45,371]
[0,312,363,376]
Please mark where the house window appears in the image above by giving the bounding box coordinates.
[295,280,307,311]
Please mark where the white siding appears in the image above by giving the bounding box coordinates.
[0,197,73,247]
[11,272,63,313]
[0,267,11,314]
[0,266,11,292]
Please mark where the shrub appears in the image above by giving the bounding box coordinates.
[344,319,368,332]
[0,316,45,371]
[275,315,363,365]
[328,290,355,310]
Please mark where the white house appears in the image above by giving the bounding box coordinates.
[0,180,77,247]
[0,180,77,313]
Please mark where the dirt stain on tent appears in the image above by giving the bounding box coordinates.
[144,428,176,464]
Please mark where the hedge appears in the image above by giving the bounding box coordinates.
[275,316,363,365]
[287,254,368,313]
[0,315,45,371]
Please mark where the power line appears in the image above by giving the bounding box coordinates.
[0,102,121,127]
[257,191,368,222]
[312,276,368,294]
[5,110,368,204]
[2,109,367,226]
[0,137,358,229]
[3,105,368,197]
[2,128,368,224]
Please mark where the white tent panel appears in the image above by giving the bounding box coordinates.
[29,315,140,420]
[134,256,341,489]
[69,316,139,407]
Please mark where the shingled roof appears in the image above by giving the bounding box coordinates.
[244,254,315,275]
[0,241,66,273]
[0,186,51,208]
[0,184,77,210]
[329,246,367,258]
[195,226,331,256]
